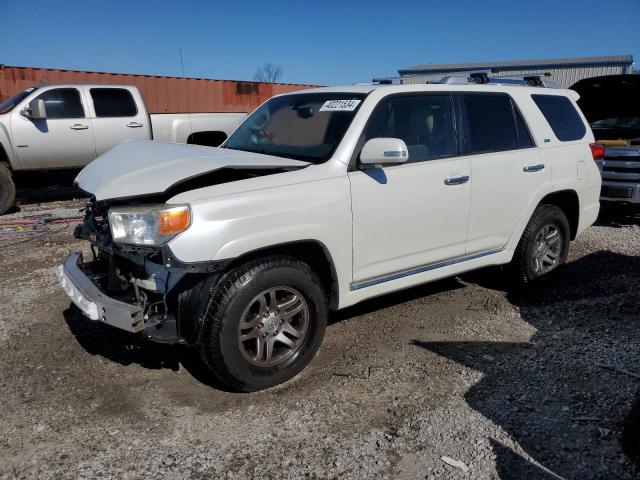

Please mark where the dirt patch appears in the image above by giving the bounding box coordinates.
[1,201,639,479]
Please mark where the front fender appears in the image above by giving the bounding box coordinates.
[0,118,20,169]
[167,176,353,300]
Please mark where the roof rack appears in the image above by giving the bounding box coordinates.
[369,77,402,85]
[366,70,559,88]
[440,70,558,88]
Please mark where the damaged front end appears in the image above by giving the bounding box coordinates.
[58,198,227,344]
[59,141,311,343]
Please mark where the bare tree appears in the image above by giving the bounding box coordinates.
[254,63,283,83]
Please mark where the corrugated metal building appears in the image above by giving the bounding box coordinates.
[0,65,317,113]
[398,55,635,88]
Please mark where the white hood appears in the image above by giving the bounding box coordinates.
[75,140,310,201]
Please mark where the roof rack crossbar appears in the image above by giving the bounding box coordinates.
[439,71,558,88]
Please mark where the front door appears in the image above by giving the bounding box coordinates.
[349,93,471,284]
[11,87,96,169]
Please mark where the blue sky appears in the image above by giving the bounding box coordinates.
[1,0,638,85]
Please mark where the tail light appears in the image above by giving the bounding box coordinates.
[590,143,605,161]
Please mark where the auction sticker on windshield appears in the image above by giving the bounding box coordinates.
[319,99,362,112]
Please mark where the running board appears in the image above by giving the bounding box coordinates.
[350,248,503,291]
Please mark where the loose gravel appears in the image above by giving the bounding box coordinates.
[0,194,639,480]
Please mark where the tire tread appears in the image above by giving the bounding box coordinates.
[511,204,570,284]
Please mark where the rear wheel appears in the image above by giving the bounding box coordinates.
[0,163,16,215]
[510,204,570,284]
[197,256,327,392]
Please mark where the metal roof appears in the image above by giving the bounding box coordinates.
[399,55,634,75]
[0,64,316,87]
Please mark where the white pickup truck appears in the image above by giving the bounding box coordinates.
[0,84,246,213]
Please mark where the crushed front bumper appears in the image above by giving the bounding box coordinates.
[56,252,145,333]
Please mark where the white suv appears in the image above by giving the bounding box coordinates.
[57,77,601,391]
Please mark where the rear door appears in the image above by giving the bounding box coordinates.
[459,92,551,254]
[85,87,149,156]
[10,86,96,169]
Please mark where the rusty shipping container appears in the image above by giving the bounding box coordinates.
[0,65,317,113]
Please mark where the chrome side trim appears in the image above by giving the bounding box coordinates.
[350,248,503,291]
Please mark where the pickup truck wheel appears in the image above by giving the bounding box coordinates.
[0,163,16,215]
[197,256,327,392]
[511,204,570,284]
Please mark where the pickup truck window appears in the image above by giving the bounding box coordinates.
[0,87,37,114]
[532,94,586,142]
[36,88,85,119]
[224,93,366,163]
[363,94,456,162]
[90,88,138,117]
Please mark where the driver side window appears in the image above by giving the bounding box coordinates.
[36,88,85,119]
[363,94,456,162]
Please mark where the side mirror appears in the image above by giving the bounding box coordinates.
[21,99,47,119]
[359,138,409,167]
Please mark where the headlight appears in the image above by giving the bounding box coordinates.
[108,205,191,246]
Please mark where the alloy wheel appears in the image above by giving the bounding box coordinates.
[531,223,563,275]
[238,287,309,366]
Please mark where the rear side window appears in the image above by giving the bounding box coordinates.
[36,88,84,119]
[90,88,137,117]
[460,94,518,154]
[531,94,586,141]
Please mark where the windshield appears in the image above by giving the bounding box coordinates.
[0,87,37,114]
[224,92,366,163]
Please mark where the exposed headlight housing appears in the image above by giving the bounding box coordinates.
[108,205,191,246]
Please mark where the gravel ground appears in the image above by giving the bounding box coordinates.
[1,191,639,479]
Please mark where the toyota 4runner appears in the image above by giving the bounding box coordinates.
[57,75,601,391]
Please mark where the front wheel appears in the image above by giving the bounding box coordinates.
[197,256,327,392]
[510,204,570,284]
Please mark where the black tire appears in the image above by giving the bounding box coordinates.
[0,163,16,215]
[510,204,570,284]
[197,256,327,392]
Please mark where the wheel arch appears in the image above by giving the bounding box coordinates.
[223,239,340,310]
[174,239,340,346]
[0,138,18,170]
[538,189,580,240]
[0,141,9,167]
